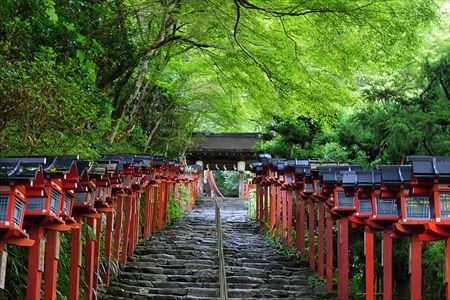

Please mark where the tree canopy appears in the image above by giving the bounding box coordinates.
[1,0,446,159]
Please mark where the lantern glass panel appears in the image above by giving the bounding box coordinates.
[13,197,24,225]
[439,192,450,219]
[63,194,71,214]
[375,198,398,216]
[88,191,95,205]
[405,196,430,220]
[0,195,8,222]
[315,182,321,193]
[49,189,61,215]
[285,174,292,183]
[27,197,45,211]
[305,183,313,192]
[358,198,372,214]
[74,193,86,204]
[336,192,354,208]
[123,175,130,186]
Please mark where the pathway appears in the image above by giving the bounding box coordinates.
[100,198,317,299]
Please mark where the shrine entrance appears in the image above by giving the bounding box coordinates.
[187,132,260,198]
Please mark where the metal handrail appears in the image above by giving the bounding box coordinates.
[215,199,228,300]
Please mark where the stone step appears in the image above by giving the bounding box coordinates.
[100,198,319,299]
[123,266,218,276]
[115,277,309,291]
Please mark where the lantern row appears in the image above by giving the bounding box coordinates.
[250,155,450,300]
[0,154,201,300]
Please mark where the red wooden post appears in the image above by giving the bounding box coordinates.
[338,217,349,300]
[337,218,341,298]
[134,193,139,245]
[84,217,96,300]
[69,215,82,300]
[44,229,60,299]
[143,187,151,239]
[446,237,450,300]
[383,228,392,300]
[410,235,422,300]
[256,183,260,222]
[134,194,139,246]
[286,190,293,247]
[102,210,113,286]
[308,199,315,270]
[326,212,333,292]
[134,192,140,245]
[276,186,281,235]
[282,189,287,244]
[128,197,135,258]
[317,201,325,278]
[121,196,132,266]
[143,189,148,239]
[296,192,305,256]
[93,215,102,291]
[26,226,45,300]
[164,182,169,224]
[113,196,123,261]
[148,186,154,236]
[264,185,269,228]
[167,182,171,220]
[259,185,264,230]
[158,183,165,230]
[270,185,276,232]
[152,185,158,232]
[187,182,191,209]
[365,228,374,300]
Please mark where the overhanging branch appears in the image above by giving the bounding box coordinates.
[232,0,276,85]
[236,0,383,17]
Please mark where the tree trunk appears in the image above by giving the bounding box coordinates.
[164,139,170,157]
[107,12,179,144]
[143,104,173,153]
[118,48,173,141]
[179,110,204,160]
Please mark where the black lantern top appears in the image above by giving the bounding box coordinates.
[408,156,450,179]
[341,170,381,188]
[356,170,382,188]
[258,153,272,167]
[319,165,362,185]
[342,171,358,188]
[377,165,411,185]
[42,155,79,176]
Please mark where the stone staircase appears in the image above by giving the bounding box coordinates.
[99,198,317,299]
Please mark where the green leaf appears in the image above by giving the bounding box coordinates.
[76,50,85,63]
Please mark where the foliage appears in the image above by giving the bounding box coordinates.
[0,0,441,156]
[214,171,240,197]
[167,185,190,224]
[264,230,298,258]
[167,196,184,224]
[259,38,450,166]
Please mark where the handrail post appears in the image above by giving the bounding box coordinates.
[215,199,228,300]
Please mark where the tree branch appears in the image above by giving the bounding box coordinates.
[236,0,384,17]
[232,0,277,86]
